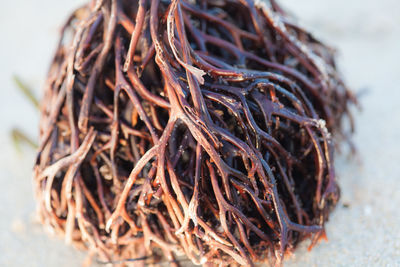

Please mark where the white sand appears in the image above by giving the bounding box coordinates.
[0,0,399,266]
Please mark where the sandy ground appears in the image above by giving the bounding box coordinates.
[0,0,399,266]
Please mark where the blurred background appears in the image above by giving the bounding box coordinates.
[0,0,399,266]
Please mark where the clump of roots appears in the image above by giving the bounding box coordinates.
[34,0,355,266]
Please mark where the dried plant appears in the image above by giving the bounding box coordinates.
[34,0,355,266]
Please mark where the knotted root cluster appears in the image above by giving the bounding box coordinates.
[34,0,355,266]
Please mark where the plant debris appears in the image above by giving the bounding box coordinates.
[34,0,355,266]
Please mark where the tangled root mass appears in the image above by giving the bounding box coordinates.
[34,0,355,266]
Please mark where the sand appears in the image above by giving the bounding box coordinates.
[0,0,399,266]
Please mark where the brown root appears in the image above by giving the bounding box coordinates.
[34,0,355,266]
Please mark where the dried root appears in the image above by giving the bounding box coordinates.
[34,0,355,266]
